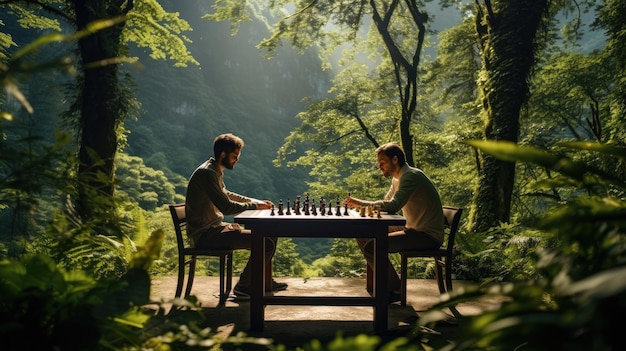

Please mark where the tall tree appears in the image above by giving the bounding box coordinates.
[73,0,134,220]
[1,0,196,224]
[208,0,434,167]
[469,0,551,233]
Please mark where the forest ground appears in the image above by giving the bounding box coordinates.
[149,276,505,349]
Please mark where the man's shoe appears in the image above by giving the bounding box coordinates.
[233,285,250,301]
[271,279,288,292]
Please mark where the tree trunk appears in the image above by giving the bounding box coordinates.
[73,0,130,219]
[370,0,426,167]
[470,0,549,233]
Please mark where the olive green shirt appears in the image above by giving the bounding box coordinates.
[356,164,445,243]
[185,157,259,245]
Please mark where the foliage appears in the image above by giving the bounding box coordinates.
[0,231,161,350]
[3,1,625,350]
[123,0,198,67]
[0,130,74,251]
[273,237,307,277]
[296,332,421,351]
[308,238,367,278]
[210,0,452,170]
[0,0,199,224]
[0,17,123,114]
[451,221,547,283]
[292,237,334,264]
[115,153,177,211]
[421,140,626,350]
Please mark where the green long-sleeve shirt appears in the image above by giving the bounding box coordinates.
[354,164,445,243]
[185,157,259,245]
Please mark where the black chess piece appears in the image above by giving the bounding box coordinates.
[343,203,349,216]
[270,204,275,216]
[278,199,284,215]
[286,198,291,215]
[311,199,317,216]
[295,196,301,215]
[335,198,341,216]
[320,198,325,216]
[303,194,310,215]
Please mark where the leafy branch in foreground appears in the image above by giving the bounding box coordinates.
[419,140,626,350]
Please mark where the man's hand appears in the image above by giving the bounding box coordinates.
[343,196,357,208]
[255,200,274,210]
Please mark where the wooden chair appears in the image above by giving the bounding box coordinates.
[399,206,463,306]
[169,203,233,305]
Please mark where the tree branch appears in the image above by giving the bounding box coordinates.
[1,0,75,23]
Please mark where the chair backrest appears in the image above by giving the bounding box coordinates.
[169,203,187,251]
[442,206,463,254]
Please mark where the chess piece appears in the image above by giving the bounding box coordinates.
[286,198,291,215]
[271,204,275,216]
[320,198,325,216]
[278,199,284,215]
[295,196,301,215]
[335,198,341,216]
[343,203,349,216]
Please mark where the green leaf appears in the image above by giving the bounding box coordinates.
[540,196,626,229]
[463,140,587,180]
[558,266,626,302]
[129,229,164,270]
[113,308,152,328]
[557,141,626,159]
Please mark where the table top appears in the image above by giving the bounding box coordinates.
[235,209,405,237]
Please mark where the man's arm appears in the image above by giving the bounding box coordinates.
[225,190,273,210]
[374,172,419,213]
[343,180,395,208]
[203,171,256,214]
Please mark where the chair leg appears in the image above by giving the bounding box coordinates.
[400,254,408,306]
[185,256,197,297]
[444,257,453,292]
[434,256,445,294]
[226,252,233,296]
[218,254,227,305]
[175,256,186,298]
[265,258,272,291]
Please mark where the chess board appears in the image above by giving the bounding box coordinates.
[240,208,395,220]
[249,193,392,219]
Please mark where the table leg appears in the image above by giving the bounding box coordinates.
[250,230,264,331]
[373,233,388,331]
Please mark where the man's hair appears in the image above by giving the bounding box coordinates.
[213,133,244,158]
[376,142,406,167]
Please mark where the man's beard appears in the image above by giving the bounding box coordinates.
[221,157,235,169]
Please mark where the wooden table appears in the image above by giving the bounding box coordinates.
[234,208,406,332]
